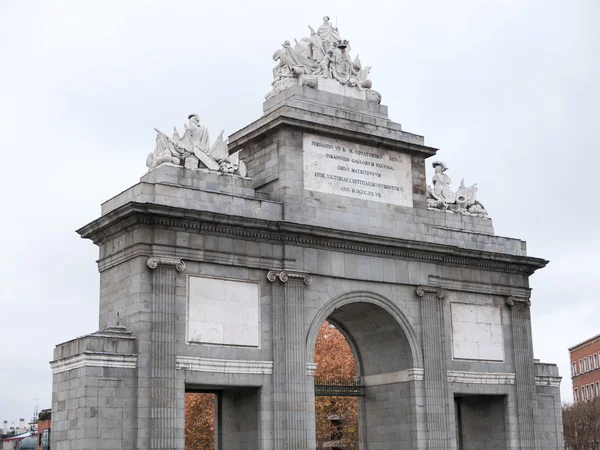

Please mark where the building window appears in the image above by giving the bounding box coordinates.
[574,388,579,402]
[588,356,593,370]
[572,362,577,376]
[594,353,598,369]
[596,382,599,397]
[580,359,584,373]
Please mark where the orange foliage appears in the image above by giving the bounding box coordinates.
[184,393,215,450]
[314,321,359,448]
[184,321,359,449]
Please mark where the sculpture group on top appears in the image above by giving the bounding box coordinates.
[267,16,381,103]
[146,114,248,177]
[427,161,488,218]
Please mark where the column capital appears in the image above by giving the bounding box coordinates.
[267,270,312,285]
[505,296,531,307]
[415,286,447,299]
[147,256,186,272]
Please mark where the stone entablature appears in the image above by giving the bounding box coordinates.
[78,199,546,275]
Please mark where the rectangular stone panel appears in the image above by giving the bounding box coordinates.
[188,276,260,347]
[451,302,504,361]
[303,133,413,206]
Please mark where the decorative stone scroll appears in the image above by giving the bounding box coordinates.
[426,161,488,218]
[146,256,186,272]
[266,16,381,103]
[267,270,312,285]
[505,296,532,307]
[146,114,249,177]
[415,285,447,299]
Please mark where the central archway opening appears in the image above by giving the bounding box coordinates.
[312,300,417,450]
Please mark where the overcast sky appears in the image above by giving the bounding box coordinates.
[0,0,598,424]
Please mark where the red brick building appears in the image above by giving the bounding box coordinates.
[569,333,600,403]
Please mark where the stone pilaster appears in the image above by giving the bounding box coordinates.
[268,270,312,450]
[506,296,537,449]
[147,256,186,450]
[416,286,450,450]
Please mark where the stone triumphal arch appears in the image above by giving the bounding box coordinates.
[51,16,564,450]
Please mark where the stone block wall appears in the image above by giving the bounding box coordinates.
[51,328,137,450]
[456,395,508,450]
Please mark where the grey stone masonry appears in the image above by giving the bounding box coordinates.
[51,86,564,450]
[506,296,537,449]
[50,327,137,450]
[268,270,313,450]
[148,259,185,449]
[417,286,451,449]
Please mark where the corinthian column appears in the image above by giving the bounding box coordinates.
[416,286,450,450]
[147,256,186,450]
[506,296,537,449]
[267,270,312,450]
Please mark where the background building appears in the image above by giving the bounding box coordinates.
[569,333,600,403]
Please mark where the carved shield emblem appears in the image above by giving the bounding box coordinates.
[332,51,351,84]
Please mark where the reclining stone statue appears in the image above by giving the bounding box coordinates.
[146,114,248,178]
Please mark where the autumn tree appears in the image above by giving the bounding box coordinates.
[314,321,359,448]
[184,321,358,449]
[563,399,600,450]
[185,393,215,450]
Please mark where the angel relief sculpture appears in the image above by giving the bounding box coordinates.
[426,161,488,218]
[267,16,380,103]
[146,114,248,178]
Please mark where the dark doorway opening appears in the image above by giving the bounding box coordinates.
[454,394,508,450]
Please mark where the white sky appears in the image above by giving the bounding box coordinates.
[0,0,598,424]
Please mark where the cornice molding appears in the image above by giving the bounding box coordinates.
[147,256,186,272]
[77,202,548,276]
[306,362,318,376]
[428,276,531,298]
[227,107,437,159]
[50,352,137,374]
[175,356,273,375]
[416,286,447,299]
[447,370,516,385]
[267,270,312,285]
[362,368,425,387]
[535,375,561,388]
[506,296,531,307]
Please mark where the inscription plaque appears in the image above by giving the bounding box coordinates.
[303,134,413,207]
